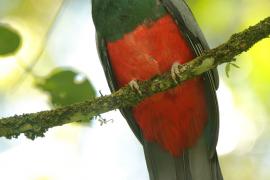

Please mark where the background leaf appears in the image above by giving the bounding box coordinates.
[225,63,231,77]
[0,24,21,56]
[35,68,96,123]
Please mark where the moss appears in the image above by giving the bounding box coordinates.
[193,58,215,75]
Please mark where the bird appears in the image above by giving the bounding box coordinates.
[92,0,223,179]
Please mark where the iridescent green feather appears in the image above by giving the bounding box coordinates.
[92,0,166,41]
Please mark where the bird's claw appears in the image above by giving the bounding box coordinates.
[129,80,142,95]
[171,62,183,84]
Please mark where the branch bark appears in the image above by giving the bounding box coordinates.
[0,16,270,139]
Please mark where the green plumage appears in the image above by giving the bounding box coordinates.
[92,0,166,41]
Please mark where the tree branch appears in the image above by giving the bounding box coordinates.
[0,16,269,139]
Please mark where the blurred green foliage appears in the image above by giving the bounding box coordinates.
[35,68,96,122]
[0,24,21,55]
[35,69,96,108]
[187,0,270,180]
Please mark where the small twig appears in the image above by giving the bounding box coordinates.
[96,115,114,126]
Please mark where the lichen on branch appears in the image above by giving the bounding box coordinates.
[0,16,270,139]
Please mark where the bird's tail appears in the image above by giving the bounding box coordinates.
[143,136,223,180]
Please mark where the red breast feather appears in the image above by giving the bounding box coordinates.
[107,15,208,156]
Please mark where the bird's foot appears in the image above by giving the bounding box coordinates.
[171,62,183,84]
[129,80,142,95]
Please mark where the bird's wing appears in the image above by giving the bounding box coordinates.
[162,0,219,158]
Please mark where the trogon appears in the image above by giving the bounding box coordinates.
[92,0,223,179]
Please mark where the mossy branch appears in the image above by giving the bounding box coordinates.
[0,16,270,139]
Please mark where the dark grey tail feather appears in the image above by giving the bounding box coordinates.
[143,141,189,180]
[210,153,223,180]
[188,136,223,180]
[143,137,223,180]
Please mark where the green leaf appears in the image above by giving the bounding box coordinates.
[225,63,240,77]
[0,24,21,56]
[225,63,231,77]
[35,68,96,123]
[230,63,240,69]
